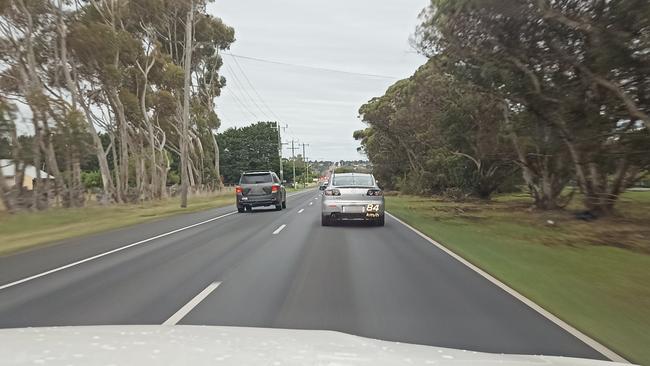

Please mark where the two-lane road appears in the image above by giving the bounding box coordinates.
[0,190,609,360]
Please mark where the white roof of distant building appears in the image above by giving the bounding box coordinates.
[0,159,55,179]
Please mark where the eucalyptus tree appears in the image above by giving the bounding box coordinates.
[357,59,514,198]
[416,0,650,213]
[125,0,234,206]
[66,0,143,202]
[66,0,233,205]
[217,122,280,184]
[1,0,234,211]
[0,0,84,209]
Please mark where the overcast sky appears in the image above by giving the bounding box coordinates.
[207,0,429,161]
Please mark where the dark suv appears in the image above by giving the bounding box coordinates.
[236,171,287,212]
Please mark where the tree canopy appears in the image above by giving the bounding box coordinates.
[0,0,235,212]
[218,122,280,184]
[357,0,649,213]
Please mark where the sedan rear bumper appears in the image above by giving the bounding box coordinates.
[321,199,384,219]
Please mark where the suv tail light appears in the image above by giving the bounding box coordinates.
[235,186,243,194]
[324,189,341,196]
[367,189,383,196]
[271,184,280,193]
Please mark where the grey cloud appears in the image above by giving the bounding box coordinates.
[209,0,429,161]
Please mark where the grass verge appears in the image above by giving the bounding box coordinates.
[386,192,650,365]
[0,191,235,257]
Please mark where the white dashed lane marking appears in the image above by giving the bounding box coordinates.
[163,282,221,325]
[273,224,287,235]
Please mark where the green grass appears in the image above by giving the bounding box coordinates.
[387,192,650,365]
[0,191,235,256]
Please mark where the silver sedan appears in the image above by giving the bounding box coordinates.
[320,173,385,226]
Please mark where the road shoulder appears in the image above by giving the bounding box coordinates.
[386,193,650,365]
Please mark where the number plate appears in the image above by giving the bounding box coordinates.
[342,206,364,214]
[366,204,380,212]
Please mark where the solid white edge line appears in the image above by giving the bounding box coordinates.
[298,209,305,214]
[0,212,237,291]
[385,212,629,364]
[0,189,317,292]
[163,281,221,325]
[273,224,287,235]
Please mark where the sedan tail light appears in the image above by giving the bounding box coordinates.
[271,184,280,193]
[367,189,383,196]
[235,186,243,194]
[324,189,341,196]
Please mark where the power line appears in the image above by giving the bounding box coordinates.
[301,143,310,188]
[226,53,283,122]
[223,63,263,120]
[227,53,400,80]
[224,77,260,121]
[224,62,273,121]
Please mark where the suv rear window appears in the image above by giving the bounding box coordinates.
[240,173,273,184]
[332,175,374,187]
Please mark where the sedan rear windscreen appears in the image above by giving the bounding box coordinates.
[241,174,273,184]
[332,175,374,187]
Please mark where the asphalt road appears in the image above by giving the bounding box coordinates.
[0,189,606,360]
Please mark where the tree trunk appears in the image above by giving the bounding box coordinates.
[87,114,115,204]
[188,157,197,188]
[211,132,223,189]
[141,154,147,201]
[180,2,194,208]
[41,113,65,207]
[562,135,631,216]
[117,99,130,198]
[110,133,123,203]
[137,51,159,200]
[105,88,131,202]
[55,1,86,207]
[504,105,569,209]
[65,16,114,203]
[32,118,43,210]
[160,151,170,198]
[147,124,158,199]
[16,0,49,210]
[134,148,143,203]
[72,154,83,207]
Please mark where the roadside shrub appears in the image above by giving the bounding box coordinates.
[167,171,180,185]
[442,187,468,202]
[81,171,102,190]
[496,170,524,194]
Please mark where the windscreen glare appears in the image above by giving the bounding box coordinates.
[332,175,374,187]
[241,174,273,184]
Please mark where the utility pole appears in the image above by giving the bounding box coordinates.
[300,143,310,188]
[287,139,299,187]
[275,122,288,181]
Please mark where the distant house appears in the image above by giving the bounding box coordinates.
[0,159,55,190]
